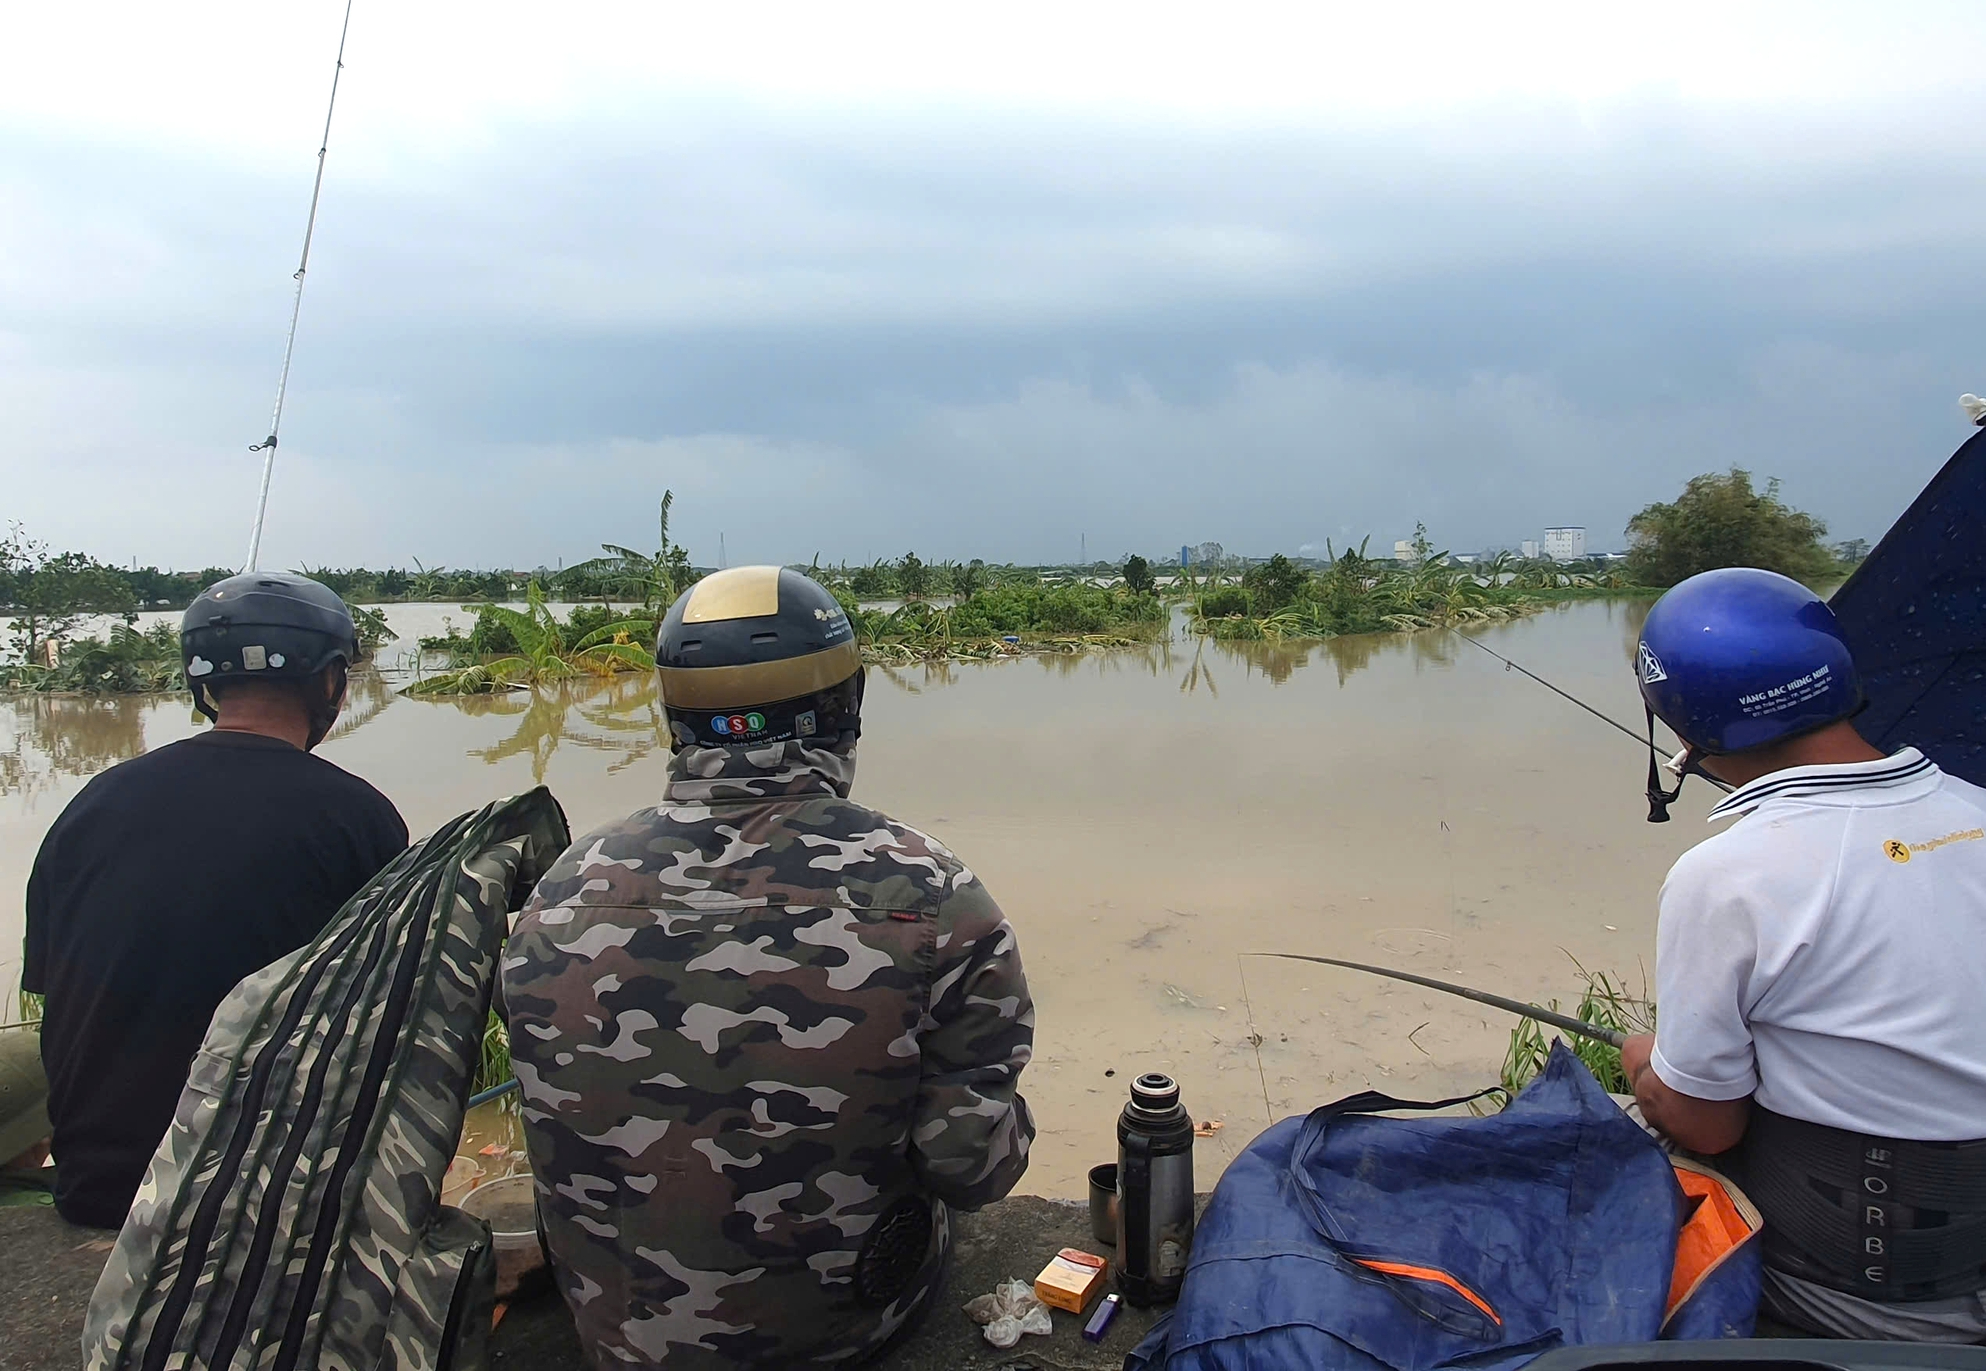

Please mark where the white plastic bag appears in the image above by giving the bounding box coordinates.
[962,1278,1054,1348]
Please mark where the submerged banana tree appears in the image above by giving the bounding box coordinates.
[406,581,654,696]
[559,490,696,614]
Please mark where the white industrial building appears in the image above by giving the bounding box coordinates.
[1520,539,1540,560]
[1543,527,1586,561]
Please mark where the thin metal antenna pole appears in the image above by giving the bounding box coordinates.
[245,0,356,572]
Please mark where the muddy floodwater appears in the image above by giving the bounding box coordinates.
[0,598,1718,1195]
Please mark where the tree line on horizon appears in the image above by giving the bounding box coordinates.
[2,468,1863,678]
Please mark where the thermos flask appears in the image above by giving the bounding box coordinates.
[1115,1072,1195,1305]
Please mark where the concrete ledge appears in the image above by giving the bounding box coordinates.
[1,1197,1161,1371]
[0,1206,118,1371]
[495,1196,1160,1371]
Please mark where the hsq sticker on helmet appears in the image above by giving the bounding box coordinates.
[1637,642,1668,684]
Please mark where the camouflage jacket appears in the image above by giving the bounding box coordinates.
[502,740,1035,1369]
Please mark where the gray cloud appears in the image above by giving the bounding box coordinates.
[5,90,1985,570]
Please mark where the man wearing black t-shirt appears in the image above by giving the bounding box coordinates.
[22,574,406,1229]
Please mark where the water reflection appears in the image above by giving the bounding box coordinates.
[0,695,154,800]
[1617,597,1655,665]
[2,601,1654,800]
[420,675,667,784]
[0,669,401,799]
[1178,629,1467,692]
[325,671,398,744]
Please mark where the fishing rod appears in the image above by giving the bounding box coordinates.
[1450,628,1732,798]
[1450,630,1651,749]
[468,1078,519,1108]
[1252,953,1627,1049]
[244,0,357,572]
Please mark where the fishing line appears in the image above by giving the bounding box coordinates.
[1235,954,1274,1127]
[1451,629,1651,748]
[244,0,357,573]
[1450,628,1732,794]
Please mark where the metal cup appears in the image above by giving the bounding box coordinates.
[1089,1163,1118,1246]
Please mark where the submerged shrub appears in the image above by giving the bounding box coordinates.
[1198,586,1251,619]
[1242,554,1308,613]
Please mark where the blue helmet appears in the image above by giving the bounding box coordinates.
[1636,568,1861,754]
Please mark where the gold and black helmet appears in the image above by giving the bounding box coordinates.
[656,566,862,749]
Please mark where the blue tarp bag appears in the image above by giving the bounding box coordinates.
[1126,1044,1760,1371]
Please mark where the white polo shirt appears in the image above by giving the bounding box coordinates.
[1650,748,1986,1140]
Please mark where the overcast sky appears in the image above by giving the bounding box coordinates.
[4,2,1984,572]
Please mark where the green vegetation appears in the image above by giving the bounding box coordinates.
[408,584,654,696]
[548,492,697,614]
[1498,964,1655,1098]
[1,597,394,695]
[1122,555,1156,596]
[2,526,140,666]
[23,470,1787,694]
[1,623,181,694]
[6,991,44,1032]
[1624,468,1839,588]
[835,579,1168,663]
[474,1012,512,1096]
[1192,538,1541,640]
[834,554,1011,601]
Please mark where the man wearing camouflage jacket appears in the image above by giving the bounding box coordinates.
[504,567,1034,1368]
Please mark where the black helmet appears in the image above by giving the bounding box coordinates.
[182,573,358,721]
[656,566,862,749]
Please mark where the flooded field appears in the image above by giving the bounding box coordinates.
[0,597,1716,1195]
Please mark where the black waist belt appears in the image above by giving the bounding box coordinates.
[1729,1106,1986,1302]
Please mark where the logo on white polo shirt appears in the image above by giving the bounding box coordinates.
[1882,828,1984,864]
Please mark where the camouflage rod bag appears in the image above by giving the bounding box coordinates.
[83,787,570,1371]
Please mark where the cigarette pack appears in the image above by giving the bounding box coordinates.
[1034,1247,1108,1314]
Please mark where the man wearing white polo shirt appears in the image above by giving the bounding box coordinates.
[1618,568,1986,1341]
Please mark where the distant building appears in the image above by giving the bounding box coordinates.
[1521,540,1540,560]
[1543,527,1586,561]
[1393,540,1415,562]
[1180,545,1191,567]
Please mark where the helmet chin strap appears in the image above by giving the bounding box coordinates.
[303,661,348,751]
[1645,704,1688,823]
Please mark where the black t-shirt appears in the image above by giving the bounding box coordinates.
[22,730,407,1228]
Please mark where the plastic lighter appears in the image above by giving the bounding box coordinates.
[1083,1292,1122,1343]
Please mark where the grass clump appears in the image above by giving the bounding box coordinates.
[473,1011,512,1097]
[4,991,44,1031]
[1499,963,1655,1097]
